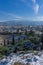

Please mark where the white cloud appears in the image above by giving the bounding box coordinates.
[33,4,39,14]
[0,11,43,21]
[0,11,22,21]
[32,0,40,14]
[21,0,39,14]
[27,16,43,21]
[7,13,22,19]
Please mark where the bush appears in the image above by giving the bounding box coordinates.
[0,46,9,55]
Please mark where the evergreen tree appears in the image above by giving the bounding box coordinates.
[12,34,14,45]
[41,33,43,49]
[7,40,9,45]
[4,39,6,46]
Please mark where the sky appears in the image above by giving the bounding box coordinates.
[0,0,43,21]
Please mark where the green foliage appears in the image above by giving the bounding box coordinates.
[0,53,3,58]
[29,30,35,36]
[29,36,40,45]
[0,46,9,55]
[12,34,15,45]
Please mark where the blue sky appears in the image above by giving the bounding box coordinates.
[0,0,43,21]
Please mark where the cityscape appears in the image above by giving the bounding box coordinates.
[0,0,43,65]
[0,24,43,65]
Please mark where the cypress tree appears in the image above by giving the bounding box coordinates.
[12,34,14,45]
[41,33,43,49]
[4,39,6,46]
[7,40,9,45]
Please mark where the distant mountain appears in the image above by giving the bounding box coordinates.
[0,20,43,26]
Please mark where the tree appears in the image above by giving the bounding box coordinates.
[41,33,43,43]
[4,39,6,46]
[12,34,14,45]
[29,36,40,45]
[7,40,9,45]
[41,33,43,49]
[29,30,35,36]
[0,46,9,55]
